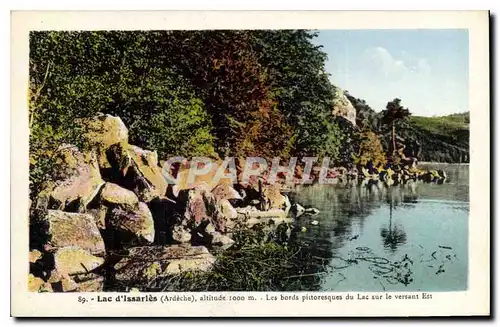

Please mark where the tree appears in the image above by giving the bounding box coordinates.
[250,30,343,159]
[353,125,387,167]
[381,98,411,156]
[28,31,218,197]
[160,30,293,159]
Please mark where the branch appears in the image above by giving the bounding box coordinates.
[29,61,52,129]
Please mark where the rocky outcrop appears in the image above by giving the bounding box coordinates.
[113,245,215,283]
[332,87,357,126]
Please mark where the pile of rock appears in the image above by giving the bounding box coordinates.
[30,114,281,292]
[346,164,447,187]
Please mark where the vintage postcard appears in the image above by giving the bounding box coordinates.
[11,10,490,317]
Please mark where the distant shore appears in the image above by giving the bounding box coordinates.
[419,162,469,165]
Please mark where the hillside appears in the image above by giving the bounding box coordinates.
[345,93,469,163]
[404,113,469,163]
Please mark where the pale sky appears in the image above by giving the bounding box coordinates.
[313,30,469,117]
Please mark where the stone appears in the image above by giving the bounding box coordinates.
[87,206,108,230]
[291,203,306,218]
[283,195,292,217]
[100,182,139,208]
[184,189,208,225]
[171,225,192,244]
[47,269,66,284]
[42,210,105,254]
[304,207,320,216]
[310,220,319,226]
[219,199,237,220]
[28,274,45,292]
[261,184,287,210]
[53,247,105,276]
[40,210,105,255]
[114,245,215,282]
[60,276,79,292]
[77,113,129,169]
[125,145,168,201]
[29,249,43,263]
[73,273,105,292]
[41,145,104,211]
[107,202,155,246]
[211,232,235,248]
[40,283,53,293]
[211,183,242,202]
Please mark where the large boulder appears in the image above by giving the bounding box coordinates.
[184,188,229,233]
[76,113,129,169]
[211,183,242,203]
[53,246,105,276]
[86,182,141,230]
[39,210,105,255]
[100,182,139,208]
[37,145,104,212]
[113,245,215,282]
[107,202,155,247]
[184,189,208,226]
[261,184,287,211]
[106,144,168,202]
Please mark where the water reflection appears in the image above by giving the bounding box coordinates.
[289,164,469,291]
[380,200,407,252]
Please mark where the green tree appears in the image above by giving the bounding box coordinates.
[29,31,217,196]
[381,98,411,156]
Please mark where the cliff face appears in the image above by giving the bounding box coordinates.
[332,87,357,126]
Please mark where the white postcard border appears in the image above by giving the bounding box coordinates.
[10,10,490,317]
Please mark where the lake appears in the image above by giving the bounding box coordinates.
[289,164,469,292]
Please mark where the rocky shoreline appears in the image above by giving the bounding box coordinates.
[28,114,448,293]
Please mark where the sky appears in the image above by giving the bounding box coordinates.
[313,30,469,117]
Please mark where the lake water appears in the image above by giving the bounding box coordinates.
[289,164,469,292]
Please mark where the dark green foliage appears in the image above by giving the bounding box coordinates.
[251,30,344,159]
[29,31,216,159]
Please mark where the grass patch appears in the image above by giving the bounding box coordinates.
[107,224,328,292]
[409,113,469,137]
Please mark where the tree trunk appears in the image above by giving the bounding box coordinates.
[392,121,396,156]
